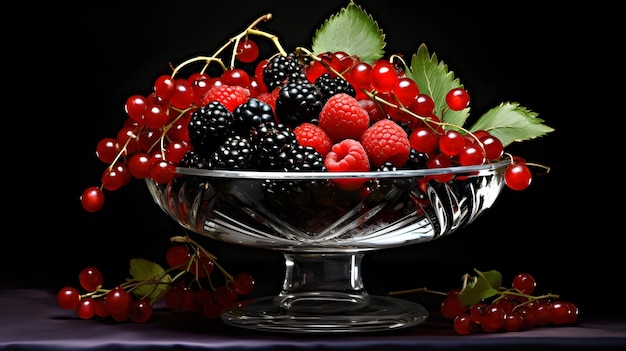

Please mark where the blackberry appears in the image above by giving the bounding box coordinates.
[314,72,356,102]
[403,148,429,169]
[376,161,397,172]
[285,145,326,171]
[275,80,324,128]
[209,135,254,170]
[249,122,298,170]
[262,52,307,91]
[187,101,235,157]
[261,145,327,203]
[179,150,212,169]
[232,98,275,135]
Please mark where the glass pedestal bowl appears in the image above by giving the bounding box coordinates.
[145,159,510,333]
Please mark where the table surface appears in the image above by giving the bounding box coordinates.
[2,287,625,351]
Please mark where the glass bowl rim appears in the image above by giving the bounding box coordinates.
[173,159,511,180]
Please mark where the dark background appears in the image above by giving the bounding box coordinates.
[28,0,618,319]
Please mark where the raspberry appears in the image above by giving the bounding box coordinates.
[318,93,370,142]
[293,122,333,157]
[324,139,370,191]
[361,119,411,168]
[200,85,250,111]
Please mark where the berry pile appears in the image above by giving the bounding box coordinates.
[79,5,553,213]
[57,236,255,323]
[390,270,579,335]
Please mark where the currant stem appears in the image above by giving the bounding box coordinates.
[504,153,551,174]
[170,235,234,281]
[171,56,227,81]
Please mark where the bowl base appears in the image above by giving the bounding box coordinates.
[221,295,428,333]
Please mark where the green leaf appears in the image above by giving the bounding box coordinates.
[405,43,468,127]
[457,269,502,307]
[469,102,555,147]
[128,258,171,303]
[311,2,385,64]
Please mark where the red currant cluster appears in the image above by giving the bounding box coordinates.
[392,271,579,335]
[56,236,255,323]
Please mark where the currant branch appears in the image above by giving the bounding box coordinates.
[56,234,256,323]
[387,269,577,334]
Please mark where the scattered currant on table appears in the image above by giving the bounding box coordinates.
[57,235,255,323]
[389,269,579,335]
[79,5,553,213]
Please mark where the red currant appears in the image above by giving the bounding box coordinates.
[235,39,259,63]
[512,272,536,294]
[479,134,504,160]
[124,95,148,123]
[370,60,399,93]
[95,138,121,164]
[105,286,132,314]
[409,127,438,153]
[458,145,486,166]
[445,87,470,110]
[233,272,255,295]
[129,298,153,323]
[410,93,435,116]
[80,186,105,213]
[453,313,477,335]
[76,297,96,320]
[505,163,532,191]
[440,288,467,319]
[79,266,103,292]
[439,130,466,156]
[153,74,175,101]
[392,77,419,106]
[57,286,81,310]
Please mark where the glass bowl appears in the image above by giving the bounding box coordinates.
[145,159,510,333]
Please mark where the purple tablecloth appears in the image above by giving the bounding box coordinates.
[2,287,625,350]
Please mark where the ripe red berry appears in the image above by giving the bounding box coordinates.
[512,273,536,294]
[235,39,259,63]
[233,272,255,295]
[458,145,486,166]
[440,289,467,319]
[76,297,97,320]
[361,119,410,168]
[370,60,399,93]
[439,130,466,156]
[479,134,504,160]
[446,87,470,110]
[57,286,81,310]
[80,186,105,213]
[79,266,104,292]
[324,139,370,191]
[293,122,333,157]
[105,286,132,314]
[318,93,370,142]
[454,313,477,335]
[129,298,153,323]
[505,163,532,191]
